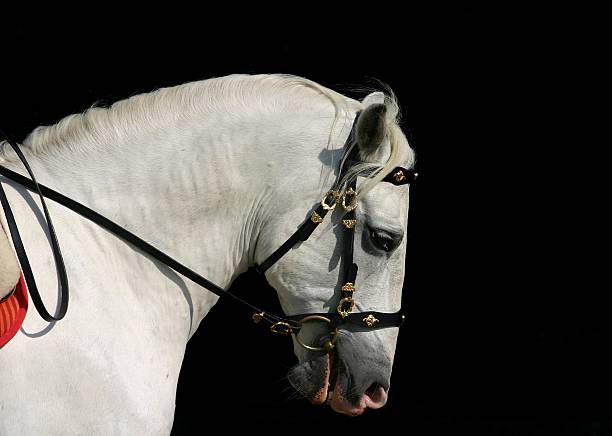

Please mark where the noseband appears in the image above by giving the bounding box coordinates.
[0,114,416,353]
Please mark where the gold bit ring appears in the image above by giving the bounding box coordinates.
[294,315,338,352]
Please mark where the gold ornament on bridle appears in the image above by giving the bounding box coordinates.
[341,187,357,212]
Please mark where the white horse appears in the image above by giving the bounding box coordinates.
[0,74,415,434]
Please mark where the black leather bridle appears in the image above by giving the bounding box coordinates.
[0,115,416,352]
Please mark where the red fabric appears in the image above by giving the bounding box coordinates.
[0,274,27,349]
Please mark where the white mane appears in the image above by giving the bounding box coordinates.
[0,74,414,198]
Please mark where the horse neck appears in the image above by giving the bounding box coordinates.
[7,106,342,324]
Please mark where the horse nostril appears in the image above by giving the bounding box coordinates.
[364,383,388,409]
[366,382,381,397]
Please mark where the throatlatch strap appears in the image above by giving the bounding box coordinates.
[0,164,295,326]
[255,203,329,274]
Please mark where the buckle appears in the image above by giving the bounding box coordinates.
[321,190,340,211]
[336,297,355,318]
[341,187,357,212]
[270,321,293,336]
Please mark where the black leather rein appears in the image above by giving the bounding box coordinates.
[0,118,416,352]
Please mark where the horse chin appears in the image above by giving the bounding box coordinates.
[287,353,331,405]
[288,351,388,416]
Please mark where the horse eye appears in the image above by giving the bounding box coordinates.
[367,226,403,253]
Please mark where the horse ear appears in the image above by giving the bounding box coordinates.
[362,91,385,106]
[356,98,387,159]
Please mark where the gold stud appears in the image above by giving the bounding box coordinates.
[362,314,380,327]
[341,282,355,292]
[311,211,323,224]
[252,312,265,323]
[342,219,356,229]
[394,170,406,182]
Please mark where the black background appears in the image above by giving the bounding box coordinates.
[1,8,606,435]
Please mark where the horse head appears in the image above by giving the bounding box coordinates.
[261,91,415,415]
